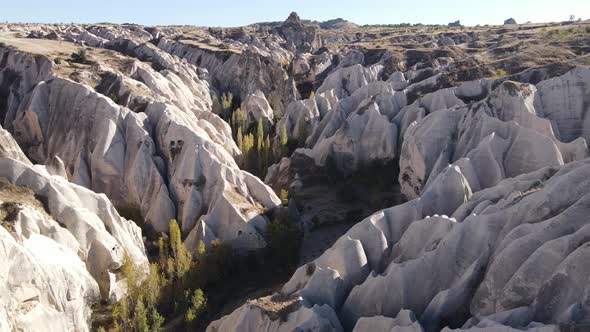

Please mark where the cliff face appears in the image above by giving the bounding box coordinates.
[0,39,279,249]
[273,12,322,53]
[208,67,590,332]
[0,155,148,332]
[157,37,298,115]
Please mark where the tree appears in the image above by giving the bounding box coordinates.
[266,208,301,268]
[280,189,289,205]
[280,124,288,157]
[150,309,164,332]
[231,108,247,139]
[257,118,264,156]
[133,300,149,332]
[221,92,233,117]
[196,240,206,258]
[70,48,88,64]
[297,116,307,148]
[263,135,271,175]
[236,127,244,153]
[184,289,206,323]
[168,219,192,278]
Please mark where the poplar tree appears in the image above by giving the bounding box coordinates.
[280,124,288,157]
[236,127,243,153]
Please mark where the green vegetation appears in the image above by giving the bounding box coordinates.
[257,118,264,157]
[107,205,302,329]
[111,219,203,331]
[54,57,62,65]
[234,115,273,178]
[280,124,288,156]
[266,208,302,268]
[70,48,89,64]
[494,68,508,77]
[280,189,289,205]
[297,117,307,148]
[221,92,234,119]
[230,107,245,134]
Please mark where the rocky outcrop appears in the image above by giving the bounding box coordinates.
[240,90,275,129]
[206,294,342,332]
[157,37,298,114]
[215,157,590,331]
[273,12,321,52]
[0,125,31,164]
[0,157,148,331]
[399,70,590,200]
[212,68,590,332]
[0,42,280,250]
[504,18,517,25]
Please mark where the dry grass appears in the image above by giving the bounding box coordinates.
[0,34,138,87]
[0,177,51,233]
[248,293,301,321]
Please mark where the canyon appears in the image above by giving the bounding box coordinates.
[1,11,590,332]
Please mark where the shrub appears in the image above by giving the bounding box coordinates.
[54,57,62,65]
[184,289,206,324]
[280,124,288,156]
[266,208,302,268]
[221,92,233,116]
[70,48,88,64]
[280,189,289,205]
[494,68,507,77]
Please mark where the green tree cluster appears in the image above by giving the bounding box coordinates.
[235,117,273,177]
[112,220,206,331]
[221,92,234,119]
[266,208,302,268]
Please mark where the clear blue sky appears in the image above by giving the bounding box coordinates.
[2,0,589,27]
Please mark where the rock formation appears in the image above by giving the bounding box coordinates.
[273,12,322,52]
[2,16,590,332]
[0,157,148,331]
[210,66,590,332]
[0,35,280,251]
[504,18,517,25]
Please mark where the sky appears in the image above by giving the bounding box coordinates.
[1,0,589,27]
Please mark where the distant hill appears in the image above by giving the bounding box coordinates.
[251,16,358,30]
[318,18,359,30]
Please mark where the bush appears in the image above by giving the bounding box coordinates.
[494,68,507,77]
[280,189,289,205]
[113,219,199,330]
[54,57,62,65]
[266,208,302,268]
[70,48,89,64]
[184,289,206,324]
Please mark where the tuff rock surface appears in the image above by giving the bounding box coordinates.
[0,157,148,332]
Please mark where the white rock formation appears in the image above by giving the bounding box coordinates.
[214,158,590,331]
[0,42,280,250]
[316,64,383,99]
[206,295,342,332]
[240,90,275,128]
[211,69,590,332]
[399,73,590,199]
[0,157,148,331]
[0,125,31,164]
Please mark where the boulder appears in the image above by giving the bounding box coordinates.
[504,18,517,25]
